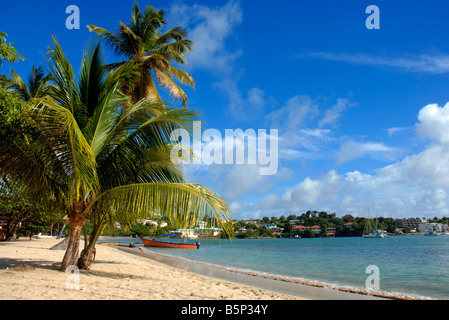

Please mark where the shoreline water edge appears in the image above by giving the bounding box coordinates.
[119,246,389,300]
[0,237,436,300]
[105,236,445,301]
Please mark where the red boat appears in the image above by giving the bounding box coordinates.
[140,238,200,249]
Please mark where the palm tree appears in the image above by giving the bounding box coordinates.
[87,2,195,108]
[1,65,51,100]
[0,38,232,271]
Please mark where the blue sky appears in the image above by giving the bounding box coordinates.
[2,0,449,219]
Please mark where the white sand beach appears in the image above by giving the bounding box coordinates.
[0,238,305,300]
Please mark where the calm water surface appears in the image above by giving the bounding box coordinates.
[103,235,449,299]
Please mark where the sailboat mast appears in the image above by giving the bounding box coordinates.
[375,212,378,231]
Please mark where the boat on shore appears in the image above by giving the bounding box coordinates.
[140,238,200,249]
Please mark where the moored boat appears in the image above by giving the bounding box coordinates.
[140,238,200,249]
[362,211,385,238]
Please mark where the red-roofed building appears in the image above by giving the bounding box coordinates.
[294,225,322,235]
[310,225,322,234]
[344,222,354,230]
[326,227,336,237]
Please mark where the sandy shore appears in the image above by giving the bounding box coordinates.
[0,238,305,300]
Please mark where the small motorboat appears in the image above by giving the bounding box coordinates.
[140,238,200,249]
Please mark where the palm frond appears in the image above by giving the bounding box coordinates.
[154,68,188,107]
[30,98,99,200]
[169,66,195,89]
[45,37,84,124]
[87,25,132,59]
[27,65,49,98]
[88,182,234,237]
[79,41,107,119]
[4,68,30,100]
[154,39,193,65]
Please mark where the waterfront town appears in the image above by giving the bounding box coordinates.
[2,210,448,240]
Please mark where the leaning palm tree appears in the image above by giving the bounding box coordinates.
[0,37,232,271]
[87,2,195,107]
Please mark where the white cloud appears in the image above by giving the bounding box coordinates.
[302,52,449,74]
[267,95,319,130]
[335,140,395,164]
[213,80,272,122]
[168,0,243,73]
[319,98,357,128]
[386,127,408,136]
[416,102,449,143]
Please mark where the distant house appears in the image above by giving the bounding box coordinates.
[293,225,321,235]
[174,221,221,238]
[264,223,277,229]
[344,222,354,230]
[419,223,448,234]
[395,218,421,230]
[137,219,168,228]
[174,228,197,239]
[310,225,321,234]
[236,227,247,234]
[342,214,354,221]
[194,226,221,237]
[326,227,336,237]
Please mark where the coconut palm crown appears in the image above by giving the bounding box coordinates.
[87,2,195,107]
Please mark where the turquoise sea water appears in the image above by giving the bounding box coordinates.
[103,235,449,299]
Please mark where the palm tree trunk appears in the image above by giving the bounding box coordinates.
[57,222,67,239]
[60,202,86,272]
[60,224,83,271]
[78,215,105,270]
[78,229,98,270]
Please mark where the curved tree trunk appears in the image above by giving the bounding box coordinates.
[57,222,67,239]
[77,217,104,270]
[60,202,86,272]
[78,246,96,270]
[60,224,83,271]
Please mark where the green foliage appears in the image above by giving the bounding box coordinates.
[0,178,65,240]
[1,65,51,100]
[0,85,26,138]
[129,223,156,237]
[301,229,315,238]
[0,32,24,65]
